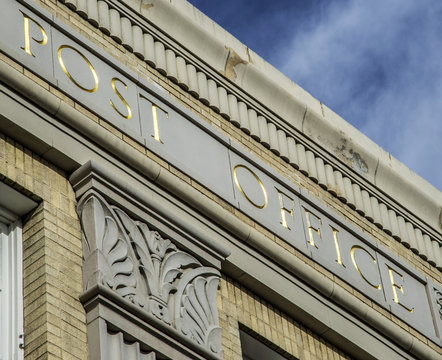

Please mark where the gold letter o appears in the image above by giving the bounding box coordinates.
[233,164,268,209]
[58,45,99,93]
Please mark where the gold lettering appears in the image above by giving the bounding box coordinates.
[151,104,163,143]
[110,77,133,119]
[351,246,381,290]
[233,165,268,209]
[139,94,168,143]
[20,11,48,57]
[275,187,295,230]
[386,265,414,313]
[331,226,346,267]
[57,45,99,93]
[304,209,321,248]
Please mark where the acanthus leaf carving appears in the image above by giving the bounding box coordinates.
[80,196,104,259]
[435,289,442,319]
[77,192,223,357]
[174,268,223,356]
[78,192,145,307]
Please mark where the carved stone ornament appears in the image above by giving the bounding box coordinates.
[435,289,442,319]
[77,191,223,356]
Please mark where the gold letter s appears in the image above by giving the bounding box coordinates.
[110,77,133,119]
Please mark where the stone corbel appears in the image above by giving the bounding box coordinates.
[71,161,229,359]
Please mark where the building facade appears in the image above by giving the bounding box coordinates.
[0,0,441,359]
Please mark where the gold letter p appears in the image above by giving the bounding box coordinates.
[20,11,48,57]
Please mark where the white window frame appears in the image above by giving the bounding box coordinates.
[0,206,24,360]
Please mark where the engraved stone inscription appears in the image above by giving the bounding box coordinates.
[0,0,440,344]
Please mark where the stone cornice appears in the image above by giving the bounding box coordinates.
[55,0,442,271]
[0,56,440,356]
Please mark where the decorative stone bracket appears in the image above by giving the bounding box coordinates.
[77,191,223,358]
[70,161,229,360]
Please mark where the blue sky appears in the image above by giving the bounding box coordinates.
[187,0,442,190]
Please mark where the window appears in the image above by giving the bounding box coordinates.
[0,207,24,360]
[240,329,291,360]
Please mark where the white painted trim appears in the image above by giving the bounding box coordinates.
[0,217,24,360]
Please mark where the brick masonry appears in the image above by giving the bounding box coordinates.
[219,276,352,360]
[0,0,440,358]
[0,134,88,359]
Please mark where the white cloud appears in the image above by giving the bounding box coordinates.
[274,0,442,189]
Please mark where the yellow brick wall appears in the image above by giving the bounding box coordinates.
[219,276,352,360]
[0,0,439,358]
[0,134,88,360]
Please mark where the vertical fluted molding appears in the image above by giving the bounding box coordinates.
[97,1,110,35]
[388,210,400,241]
[352,183,364,216]
[208,80,220,111]
[315,158,327,190]
[277,130,289,162]
[258,116,270,148]
[397,216,410,248]
[423,235,436,266]
[248,109,260,141]
[87,0,99,27]
[143,34,155,67]
[414,228,426,260]
[238,101,250,134]
[121,17,133,51]
[64,0,77,11]
[165,49,178,82]
[287,137,299,169]
[218,87,230,119]
[334,171,346,202]
[361,190,373,222]
[406,222,418,253]
[197,72,209,105]
[176,57,189,90]
[343,177,355,209]
[432,240,442,270]
[228,95,240,127]
[132,26,144,59]
[305,151,317,182]
[76,0,87,17]
[154,42,167,75]
[325,165,336,195]
[186,64,199,97]
[268,123,280,155]
[370,197,382,228]
[109,8,122,43]
[295,144,308,176]
[379,203,392,235]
